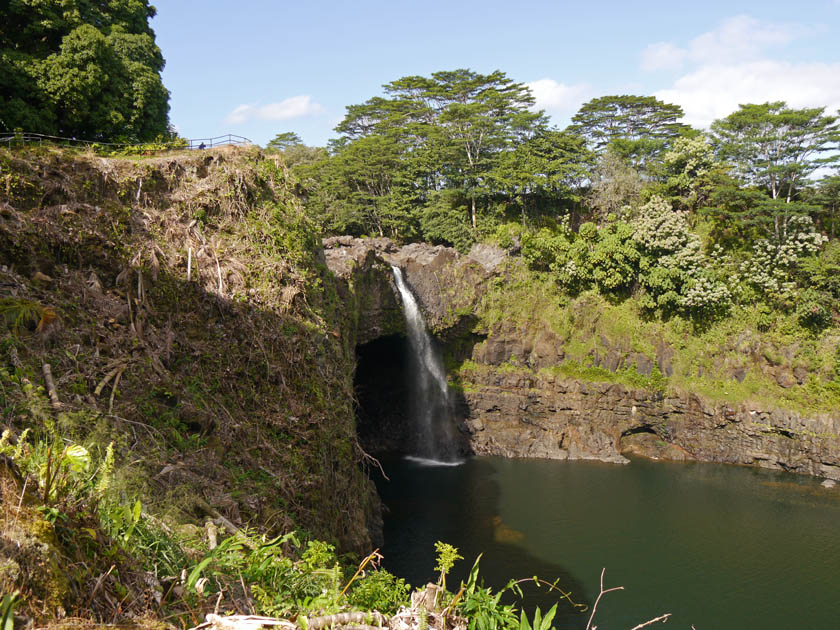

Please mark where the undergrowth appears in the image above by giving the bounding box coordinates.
[468,257,840,416]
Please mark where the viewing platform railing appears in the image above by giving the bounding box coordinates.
[0,132,253,152]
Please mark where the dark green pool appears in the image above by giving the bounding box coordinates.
[375,455,840,629]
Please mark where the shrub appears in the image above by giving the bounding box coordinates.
[740,214,827,298]
[347,569,410,614]
[796,288,833,332]
[633,196,730,317]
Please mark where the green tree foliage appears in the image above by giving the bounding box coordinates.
[633,196,729,316]
[711,102,839,202]
[520,195,731,318]
[806,174,840,238]
[0,0,169,141]
[699,170,769,247]
[710,102,839,241]
[419,189,477,252]
[267,131,303,151]
[797,240,840,300]
[569,95,692,170]
[303,69,577,245]
[491,129,593,223]
[588,221,640,293]
[521,218,640,296]
[739,214,826,299]
[302,133,420,239]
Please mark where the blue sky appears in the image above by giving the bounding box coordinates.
[151,0,840,147]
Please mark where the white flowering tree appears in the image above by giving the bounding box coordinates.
[633,196,730,316]
[740,214,827,298]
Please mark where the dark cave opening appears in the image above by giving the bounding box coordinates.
[620,425,660,439]
[354,334,415,455]
[355,331,477,458]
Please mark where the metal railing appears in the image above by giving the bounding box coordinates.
[184,134,252,149]
[0,131,253,151]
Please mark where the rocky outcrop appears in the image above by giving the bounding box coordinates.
[459,369,840,479]
[324,236,496,343]
[324,236,840,481]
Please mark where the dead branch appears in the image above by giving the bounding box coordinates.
[41,363,62,409]
[94,363,127,397]
[585,568,671,630]
[308,612,388,629]
[108,365,126,414]
[629,614,672,629]
[215,250,224,295]
[356,441,389,481]
[586,568,624,630]
[191,614,296,630]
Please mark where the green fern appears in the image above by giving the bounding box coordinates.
[0,298,44,334]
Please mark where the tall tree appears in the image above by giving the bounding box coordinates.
[807,175,840,238]
[710,102,839,239]
[490,128,593,223]
[333,69,547,231]
[568,95,692,170]
[0,0,169,141]
[711,102,839,201]
[267,132,303,151]
[422,69,546,228]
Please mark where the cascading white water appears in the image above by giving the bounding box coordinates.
[391,265,460,463]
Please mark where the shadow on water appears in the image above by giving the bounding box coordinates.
[374,455,593,629]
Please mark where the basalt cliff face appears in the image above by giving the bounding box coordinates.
[326,237,840,481]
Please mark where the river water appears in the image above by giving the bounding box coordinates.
[375,455,840,629]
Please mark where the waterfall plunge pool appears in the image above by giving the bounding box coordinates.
[374,454,840,630]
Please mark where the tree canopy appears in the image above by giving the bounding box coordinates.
[267,132,303,151]
[710,102,839,202]
[301,69,599,246]
[709,102,839,242]
[0,0,170,141]
[569,95,692,170]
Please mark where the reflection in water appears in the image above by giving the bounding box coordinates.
[491,516,524,544]
[376,455,840,630]
[375,456,593,629]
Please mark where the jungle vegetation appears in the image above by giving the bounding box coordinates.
[287,69,840,328]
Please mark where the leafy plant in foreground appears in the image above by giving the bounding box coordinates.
[434,541,463,592]
[0,592,18,630]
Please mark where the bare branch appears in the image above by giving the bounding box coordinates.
[585,568,625,630]
[629,613,672,629]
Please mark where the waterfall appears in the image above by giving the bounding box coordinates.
[391,265,461,464]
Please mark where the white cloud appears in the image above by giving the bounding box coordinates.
[526,78,589,114]
[224,95,324,124]
[641,15,809,72]
[642,15,839,128]
[687,15,800,64]
[641,42,688,72]
[655,60,840,128]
